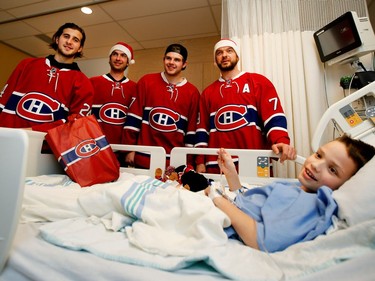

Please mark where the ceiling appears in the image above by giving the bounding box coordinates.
[0,0,222,61]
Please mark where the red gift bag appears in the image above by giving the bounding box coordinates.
[45,115,120,187]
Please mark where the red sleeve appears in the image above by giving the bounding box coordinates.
[254,74,290,145]
[0,58,33,111]
[122,77,145,145]
[195,88,211,166]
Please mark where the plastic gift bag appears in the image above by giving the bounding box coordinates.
[45,115,120,187]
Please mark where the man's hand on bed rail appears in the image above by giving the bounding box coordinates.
[125,151,135,166]
[271,143,296,163]
[196,163,206,173]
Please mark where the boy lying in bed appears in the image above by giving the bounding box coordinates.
[205,134,375,252]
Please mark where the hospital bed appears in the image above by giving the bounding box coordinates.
[312,81,375,150]
[1,82,375,281]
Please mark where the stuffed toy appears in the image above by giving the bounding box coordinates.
[155,165,212,192]
[175,165,212,192]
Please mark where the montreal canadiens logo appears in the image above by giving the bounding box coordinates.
[75,139,100,158]
[99,103,127,125]
[149,107,180,132]
[17,92,60,122]
[215,104,248,131]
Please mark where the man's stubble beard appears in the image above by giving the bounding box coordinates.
[217,60,238,72]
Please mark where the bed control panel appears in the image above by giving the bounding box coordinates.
[257,156,270,177]
[351,94,375,123]
[339,104,363,127]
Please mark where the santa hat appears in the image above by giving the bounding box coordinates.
[213,39,240,60]
[109,42,135,64]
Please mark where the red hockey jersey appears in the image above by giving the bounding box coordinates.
[0,55,93,132]
[196,72,290,172]
[90,74,136,144]
[123,72,200,168]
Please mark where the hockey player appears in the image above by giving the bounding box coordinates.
[123,44,200,169]
[90,42,137,145]
[0,22,93,132]
[196,39,296,173]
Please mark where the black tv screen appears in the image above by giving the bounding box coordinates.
[313,11,362,63]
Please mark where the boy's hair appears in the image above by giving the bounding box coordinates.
[337,133,375,171]
[49,23,86,58]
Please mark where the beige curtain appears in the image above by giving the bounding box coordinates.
[221,0,369,177]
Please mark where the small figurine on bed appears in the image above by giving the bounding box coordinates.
[155,166,179,182]
[205,134,375,252]
[163,165,178,182]
[154,168,163,181]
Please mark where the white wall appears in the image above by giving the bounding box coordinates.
[315,53,374,146]
[77,36,221,92]
[325,54,373,106]
[78,58,126,78]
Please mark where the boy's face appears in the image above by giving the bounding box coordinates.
[298,140,357,192]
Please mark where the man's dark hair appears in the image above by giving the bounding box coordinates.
[164,43,188,70]
[164,44,188,62]
[49,23,86,58]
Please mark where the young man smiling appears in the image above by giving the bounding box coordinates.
[123,44,200,169]
[90,42,137,145]
[0,22,93,132]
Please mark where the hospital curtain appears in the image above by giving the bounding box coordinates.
[221,0,369,177]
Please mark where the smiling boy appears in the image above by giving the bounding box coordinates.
[206,134,375,252]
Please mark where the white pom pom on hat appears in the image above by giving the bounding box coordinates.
[213,39,240,59]
[109,42,135,64]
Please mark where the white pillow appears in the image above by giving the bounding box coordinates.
[333,156,375,226]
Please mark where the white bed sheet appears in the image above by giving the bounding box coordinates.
[1,222,227,281]
[3,172,375,281]
[2,218,375,281]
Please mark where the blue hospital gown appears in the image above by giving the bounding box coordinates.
[224,180,338,252]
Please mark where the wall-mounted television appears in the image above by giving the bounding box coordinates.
[313,11,375,66]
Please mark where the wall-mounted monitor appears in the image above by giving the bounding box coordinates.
[313,11,375,66]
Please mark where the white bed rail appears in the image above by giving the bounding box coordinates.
[170,147,305,184]
[0,128,28,272]
[25,130,63,176]
[312,81,375,151]
[111,144,166,176]
[22,130,166,177]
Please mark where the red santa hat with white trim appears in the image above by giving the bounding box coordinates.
[109,42,135,64]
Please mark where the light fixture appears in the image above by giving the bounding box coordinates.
[81,7,93,14]
[0,0,112,24]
